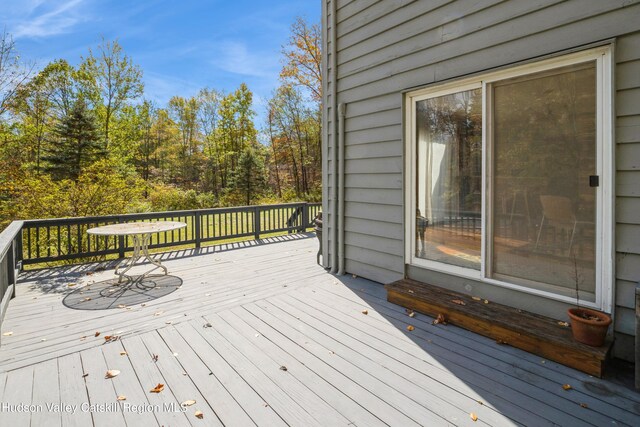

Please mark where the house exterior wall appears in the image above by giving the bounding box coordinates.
[323,0,640,361]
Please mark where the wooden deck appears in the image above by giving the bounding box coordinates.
[0,234,638,426]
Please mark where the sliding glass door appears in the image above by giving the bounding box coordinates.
[407,47,611,308]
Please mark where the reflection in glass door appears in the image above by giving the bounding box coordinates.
[490,62,597,301]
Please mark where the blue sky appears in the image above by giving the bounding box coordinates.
[1,0,320,125]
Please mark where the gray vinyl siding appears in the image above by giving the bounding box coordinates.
[324,0,640,360]
[614,30,640,361]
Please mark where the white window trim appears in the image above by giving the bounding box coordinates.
[404,46,614,312]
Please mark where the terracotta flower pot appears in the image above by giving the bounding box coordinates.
[567,307,612,347]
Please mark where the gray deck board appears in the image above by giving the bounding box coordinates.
[79,346,126,427]
[57,353,94,427]
[0,236,637,426]
[100,341,160,427]
[120,335,192,427]
[0,365,32,427]
[31,358,62,427]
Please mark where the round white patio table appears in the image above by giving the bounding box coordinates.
[87,221,186,283]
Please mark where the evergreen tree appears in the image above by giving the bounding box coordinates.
[228,146,267,206]
[43,97,104,181]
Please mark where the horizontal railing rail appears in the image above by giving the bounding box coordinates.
[19,202,321,266]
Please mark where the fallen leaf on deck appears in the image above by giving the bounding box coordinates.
[165,321,172,325]
[472,296,481,301]
[117,304,127,309]
[2,332,13,336]
[476,400,483,405]
[496,339,508,345]
[119,351,127,356]
[117,395,126,401]
[470,413,478,421]
[181,400,196,407]
[580,403,588,408]
[104,335,120,343]
[408,311,415,318]
[84,297,92,301]
[152,354,159,362]
[95,332,101,337]
[562,384,572,390]
[105,370,120,379]
[432,314,447,325]
[150,383,164,393]
[406,325,415,331]
[361,309,368,315]
[195,410,204,419]
[558,321,569,327]
[279,365,288,371]
[452,299,466,306]
[153,311,163,316]
[203,323,212,328]
[67,283,77,287]
[352,274,357,278]
[483,300,489,304]
[408,290,414,294]
[82,373,89,378]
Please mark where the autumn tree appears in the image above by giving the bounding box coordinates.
[77,37,143,150]
[198,88,223,195]
[267,84,321,197]
[280,17,322,101]
[168,95,202,188]
[0,30,32,118]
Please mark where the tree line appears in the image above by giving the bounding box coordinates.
[0,18,321,227]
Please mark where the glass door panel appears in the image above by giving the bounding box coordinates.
[491,62,597,301]
[415,88,483,269]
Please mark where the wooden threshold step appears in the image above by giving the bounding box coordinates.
[385,279,612,377]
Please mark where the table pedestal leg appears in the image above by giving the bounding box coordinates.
[115,233,168,283]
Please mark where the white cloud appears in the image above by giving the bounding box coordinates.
[12,0,86,39]
[211,40,278,78]
[143,71,202,105]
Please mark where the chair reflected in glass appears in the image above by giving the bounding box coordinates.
[534,195,584,255]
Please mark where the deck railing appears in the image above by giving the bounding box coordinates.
[18,202,321,266]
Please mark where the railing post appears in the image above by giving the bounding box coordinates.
[16,228,23,271]
[301,203,309,233]
[7,241,15,299]
[118,216,125,259]
[254,206,261,240]
[194,211,201,249]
